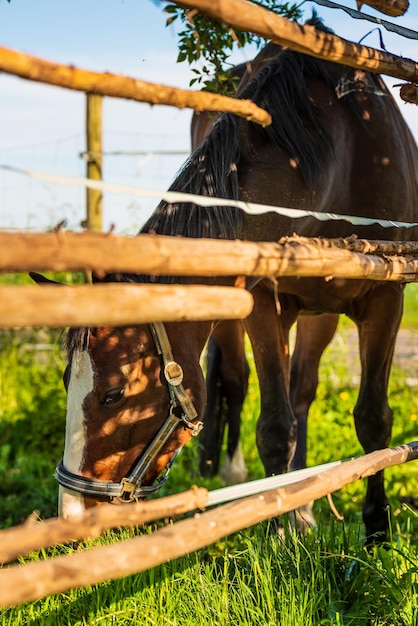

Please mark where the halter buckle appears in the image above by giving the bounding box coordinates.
[119,478,137,501]
[164,361,183,386]
[186,418,204,436]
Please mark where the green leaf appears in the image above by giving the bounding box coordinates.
[163,1,305,95]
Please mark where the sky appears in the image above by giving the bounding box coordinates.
[0,0,418,234]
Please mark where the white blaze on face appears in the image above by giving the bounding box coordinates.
[59,350,94,518]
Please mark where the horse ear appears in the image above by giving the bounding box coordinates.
[29,272,64,286]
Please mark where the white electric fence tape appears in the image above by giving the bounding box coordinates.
[206,459,346,507]
[1,164,418,230]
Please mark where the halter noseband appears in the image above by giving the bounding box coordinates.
[55,322,203,501]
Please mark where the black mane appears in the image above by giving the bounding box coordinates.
[139,114,243,240]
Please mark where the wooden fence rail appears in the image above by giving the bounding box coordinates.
[0,284,253,328]
[0,487,208,565]
[175,0,418,85]
[360,0,408,16]
[2,232,418,282]
[0,45,271,126]
[0,442,416,607]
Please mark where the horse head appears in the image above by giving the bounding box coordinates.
[30,273,210,517]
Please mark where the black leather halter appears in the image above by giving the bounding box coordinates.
[55,322,203,501]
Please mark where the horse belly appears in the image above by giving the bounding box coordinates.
[276,276,376,315]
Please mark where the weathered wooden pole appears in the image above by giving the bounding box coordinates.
[2,232,418,283]
[175,0,418,83]
[0,487,209,565]
[0,46,271,125]
[359,0,408,17]
[85,94,103,232]
[0,284,254,328]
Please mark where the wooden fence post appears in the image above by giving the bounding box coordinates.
[85,94,103,232]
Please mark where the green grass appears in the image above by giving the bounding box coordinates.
[403,283,418,328]
[0,328,66,526]
[1,515,417,625]
[1,282,418,624]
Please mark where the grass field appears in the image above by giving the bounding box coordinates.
[0,280,417,624]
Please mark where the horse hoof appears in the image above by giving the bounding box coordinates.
[220,444,248,485]
[274,504,317,540]
[288,503,317,532]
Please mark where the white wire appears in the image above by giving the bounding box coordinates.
[206,459,348,507]
[1,164,417,230]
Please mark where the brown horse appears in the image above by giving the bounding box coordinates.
[47,17,418,541]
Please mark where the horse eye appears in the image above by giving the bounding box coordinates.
[100,388,125,407]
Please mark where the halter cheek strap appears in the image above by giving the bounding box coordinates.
[150,322,200,429]
[55,322,203,501]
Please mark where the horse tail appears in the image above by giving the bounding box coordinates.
[199,335,227,477]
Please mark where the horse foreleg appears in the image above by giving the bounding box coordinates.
[352,283,404,541]
[200,335,226,477]
[217,320,249,484]
[286,313,339,528]
[202,320,249,482]
[289,313,339,471]
[245,282,299,477]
